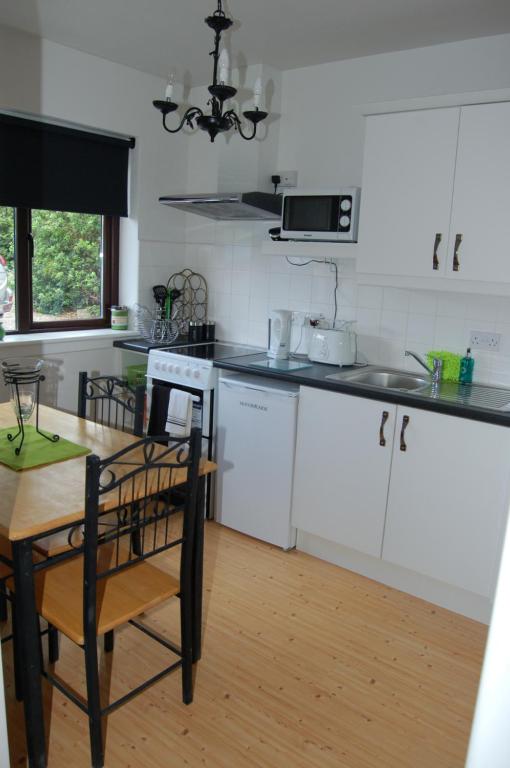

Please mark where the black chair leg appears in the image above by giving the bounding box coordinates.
[11,604,24,702]
[104,630,114,653]
[180,594,193,705]
[84,639,104,768]
[48,624,60,663]
[0,582,7,623]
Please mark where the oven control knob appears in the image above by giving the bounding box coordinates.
[193,370,200,379]
[167,363,174,373]
[340,198,352,212]
[161,362,168,372]
[174,365,181,374]
[154,361,161,371]
[340,215,350,228]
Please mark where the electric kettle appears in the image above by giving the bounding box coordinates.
[268,309,292,359]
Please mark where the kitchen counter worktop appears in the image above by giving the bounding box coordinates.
[113,335,189,353]
[215,353,510,427]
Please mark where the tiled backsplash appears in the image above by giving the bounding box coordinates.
[142,218,510,386]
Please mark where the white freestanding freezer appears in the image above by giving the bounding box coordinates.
[216,373,299,549]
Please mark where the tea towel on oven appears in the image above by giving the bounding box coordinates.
[166,389,193,437]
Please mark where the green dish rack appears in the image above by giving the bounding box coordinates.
[125,363,147,388]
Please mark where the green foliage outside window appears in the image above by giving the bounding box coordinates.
[0,207,102,317]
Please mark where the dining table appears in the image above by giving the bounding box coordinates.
[0,402,217,768]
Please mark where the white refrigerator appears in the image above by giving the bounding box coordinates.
[216,373,299,549]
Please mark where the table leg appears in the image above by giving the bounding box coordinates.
[192,476,205,663]
[12,540,47,768]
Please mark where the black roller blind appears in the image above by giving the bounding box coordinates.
[0,114,135,216]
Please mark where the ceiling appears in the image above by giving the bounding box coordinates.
[2,0,510,84]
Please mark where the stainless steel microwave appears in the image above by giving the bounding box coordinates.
[280,187,361,242]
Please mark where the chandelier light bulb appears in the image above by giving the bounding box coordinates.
[253,77,262,108]
[165,74,175,101]
[218,49,229,84]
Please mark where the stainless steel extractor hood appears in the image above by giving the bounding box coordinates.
[159,192,282,221]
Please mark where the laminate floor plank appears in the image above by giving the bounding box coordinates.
[2,521,487,767]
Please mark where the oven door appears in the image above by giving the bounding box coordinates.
[146,377,213,446]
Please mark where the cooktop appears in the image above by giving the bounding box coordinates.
[160,342,264,361]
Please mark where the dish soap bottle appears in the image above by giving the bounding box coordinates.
[459,348,474,384]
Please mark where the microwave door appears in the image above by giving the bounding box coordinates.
[282,195,340,241]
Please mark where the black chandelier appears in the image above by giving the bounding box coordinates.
[153,0,268,143]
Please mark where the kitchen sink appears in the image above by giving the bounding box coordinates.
[326,367,430,391]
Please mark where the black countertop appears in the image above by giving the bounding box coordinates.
[113,336,189,353]
[214,353,510,428]
[112,338,510,426]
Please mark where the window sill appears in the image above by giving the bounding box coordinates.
[1,328,135,349]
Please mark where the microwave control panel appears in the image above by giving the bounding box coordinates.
[338,195,353,232]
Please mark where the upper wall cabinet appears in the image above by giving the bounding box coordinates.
[357,101,510,287]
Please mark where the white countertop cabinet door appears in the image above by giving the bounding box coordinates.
[358,108,460,278]
[446,102,510,283]
[291,386,397,557]
[382,406,510,597]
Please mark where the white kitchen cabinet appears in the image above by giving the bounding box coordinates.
[383,406,510,597]
[292,387,510,604]
[358,100,510,286]
[358,108,460,278]
[446,102,510,283]
[291,386,397,557]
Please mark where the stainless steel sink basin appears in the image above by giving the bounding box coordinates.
[326,367,429,391]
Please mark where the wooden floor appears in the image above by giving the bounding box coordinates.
[2,521,487,767]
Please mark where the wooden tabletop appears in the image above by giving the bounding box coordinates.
[0,403,216,542]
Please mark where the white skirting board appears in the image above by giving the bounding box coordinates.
[297,530,492,624]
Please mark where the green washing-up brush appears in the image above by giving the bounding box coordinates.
[426,350,462,382]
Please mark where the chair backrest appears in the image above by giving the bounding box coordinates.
[83,428,202,641]
[78,371,145,437]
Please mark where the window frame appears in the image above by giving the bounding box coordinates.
[7,208,119,334]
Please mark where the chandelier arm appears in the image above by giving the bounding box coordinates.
[162,107,204,134]
[224,110,257,141]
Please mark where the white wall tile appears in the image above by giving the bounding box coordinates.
[357,285,383,309]
[231,271,251,296]
[406,314,436,345]
[383,288,409,313]
[380,310,408,340]
[434,316,466,348]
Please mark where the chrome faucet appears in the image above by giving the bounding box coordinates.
[405,350,443,384]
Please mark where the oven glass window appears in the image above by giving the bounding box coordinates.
[284,196,336,231]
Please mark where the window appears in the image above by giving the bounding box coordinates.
[0,113,134,333]
[0,207,118,333]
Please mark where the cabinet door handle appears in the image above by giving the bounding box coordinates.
[379,410,389,446]
[399,415,410,452]
[433,233,441,270]
[453,233,462,272]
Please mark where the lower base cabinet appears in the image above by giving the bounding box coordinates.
[383,406,510,598]
[292,387,510,600]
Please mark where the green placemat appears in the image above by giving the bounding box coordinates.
[0,425,91,471]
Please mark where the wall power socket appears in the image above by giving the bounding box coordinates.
[469,330,501,351]
[275,170,298,188]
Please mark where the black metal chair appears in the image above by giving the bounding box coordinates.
[78,371,145,437]
[23,429,202,768]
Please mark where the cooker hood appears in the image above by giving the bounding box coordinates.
[159,192,282,221]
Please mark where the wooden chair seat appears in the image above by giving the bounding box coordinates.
[8,555,180,646]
